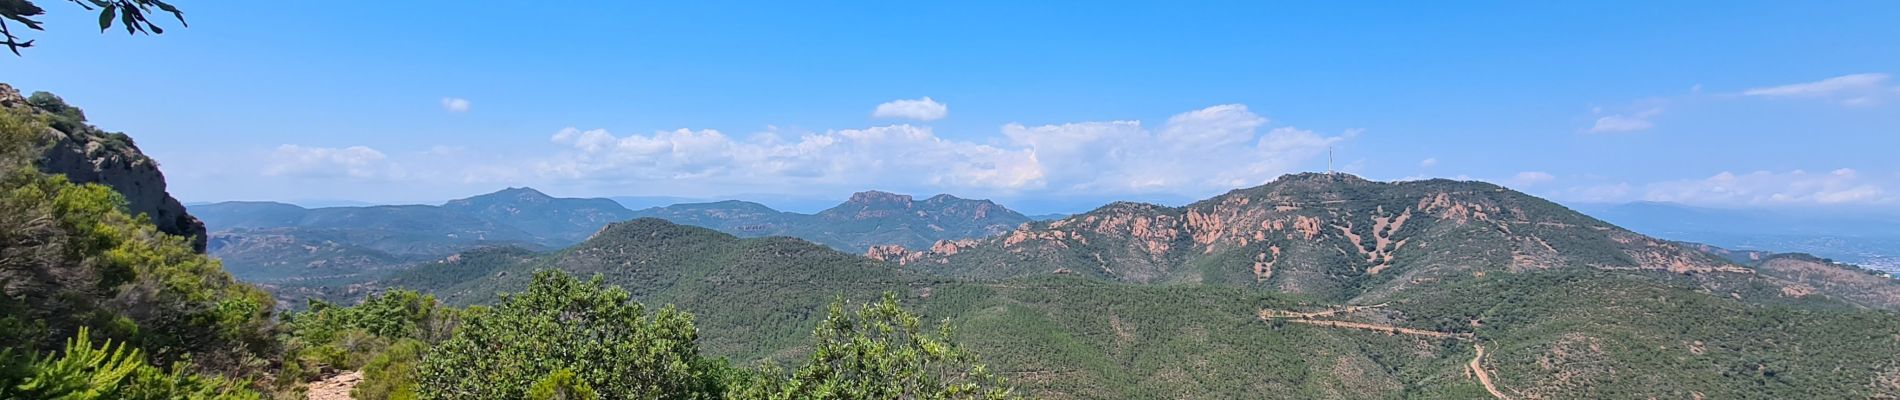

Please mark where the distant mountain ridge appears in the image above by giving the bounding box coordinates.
[194,188,637,303]
[628,190,1032,253]
[374,175,1900,398]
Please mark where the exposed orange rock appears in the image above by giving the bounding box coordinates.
[1419,192,1489,224]
[930,239,976,255]
[1253,245,1282,281]
[864,244,925,265]
[1293,216,1323,239]
[1186,209,1226,247]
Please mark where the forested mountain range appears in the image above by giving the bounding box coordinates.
[626,190,1033,253]
[199,187,1038,306]
[374,173,1900,398]
[194,188,632,294]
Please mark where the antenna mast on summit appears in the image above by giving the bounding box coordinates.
[1327,147,1334,174]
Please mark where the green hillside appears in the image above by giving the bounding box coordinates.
[389,218,939,363]
[376,215,1900,398]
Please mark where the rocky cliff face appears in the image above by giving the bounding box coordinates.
[0,83,207,252]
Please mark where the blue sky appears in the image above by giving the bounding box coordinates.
[3,1,1897,213]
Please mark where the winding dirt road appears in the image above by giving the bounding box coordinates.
[1259,307,1503,398]
[1256,303,1388,319]
[1470,345,1508,400]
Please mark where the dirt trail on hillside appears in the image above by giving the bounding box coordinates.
[1277,319,1471,339]
[1257,303,1387,319]
[307,371,360,400]
[1260,307,1505,397]
[1256,305,1468,339]
[1470,345,1509,399]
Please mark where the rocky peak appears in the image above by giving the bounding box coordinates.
[922,193,974,204]
[497,186,552,199]
[845,190,914,207]
[477,187,552,203]
[3,83,207,252]
[0,83,25,107]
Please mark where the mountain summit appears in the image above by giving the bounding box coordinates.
[631,191,1031,253]
[871,173,1882,307]
[441,187,635,242]
[840,190,914,207]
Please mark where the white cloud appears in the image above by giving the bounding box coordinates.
[264,145,400,179]
[1587,107,1663,133]
[1743,73,1890,97]
[441,97,471,113]
[540,124,1042,192]
[871,97,948,121]
[1419,158,1438,168]
[533,104,1347,197]
[1510,171,1556,186]
[1642,168,1891,206]
[1742,73,1894,106]
[1002,104,1345,192]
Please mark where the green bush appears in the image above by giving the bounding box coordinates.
[280,289,457,385]
[735,293,1019,400]
[416,270,725,399]
[354,338,425,400]
[525,369,598,400]
[2,328,260,400]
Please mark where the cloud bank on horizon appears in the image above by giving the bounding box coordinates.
[246,72,1900,210]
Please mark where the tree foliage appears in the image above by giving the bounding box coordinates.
[353,338,426,400]
[734,293,1019,400]
[524,369,598,400]
[1,328,260,399]
[1,0,186,56]
[279,289,457,387]
[416,270,726,399]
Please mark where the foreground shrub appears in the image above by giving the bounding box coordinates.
[416,270,724,399]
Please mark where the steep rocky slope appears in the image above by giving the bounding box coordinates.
[877,173,1885,307]
[0,83,206,252]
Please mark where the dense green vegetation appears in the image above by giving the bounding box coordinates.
[393,218,942,364]
[279,289,458,388]
[286,270,1016,399]
[1391,269,1900,399]
[2,328,259,399]
[418,271,724,399]
[1,103,269,396]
